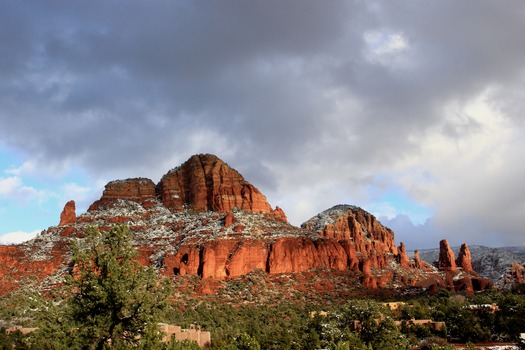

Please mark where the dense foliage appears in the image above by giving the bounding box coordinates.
[1,227,525,349]
[0,226,173,349]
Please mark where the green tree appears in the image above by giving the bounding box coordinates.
[34,226,172,350]
[234,332,261,350]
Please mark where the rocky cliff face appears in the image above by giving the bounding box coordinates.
[497,263,525,289]
[301,205,398,254]
[0,154,490,297]
[433,239,491,293]
[157,154,273,214]
[88,178,157,211]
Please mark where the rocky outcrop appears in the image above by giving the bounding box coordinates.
[0,154,493,298]
[88,178,157,211]
[434,240,493,294]
[497,263,525,289]
[156,154,272,214]
[413,250,422,269]
[397,243,409,268]
[302,205,398,259]
[271,206,287,223]
[0,244,65,293]
[267,237,348,274]
[456,243,473,272]
[438,239,457,272]
[59,200,76,226]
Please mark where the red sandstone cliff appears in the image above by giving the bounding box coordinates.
[302,205,398,257]
[0,154,491,297]
[156,154,272,214]
[88,178,157,211]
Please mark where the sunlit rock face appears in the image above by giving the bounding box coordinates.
[59,200,76,226]
[456,243,473,272]
[88,178,157,211]
[156,154,272,213]
[438,239,457,272]
[0,154,491,297]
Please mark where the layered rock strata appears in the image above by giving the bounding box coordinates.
[0,154,490,296]
[156,154,272,214]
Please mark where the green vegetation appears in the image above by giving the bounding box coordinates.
[2,227,525,349]
[3,285,525,349]
[1,226,173,349]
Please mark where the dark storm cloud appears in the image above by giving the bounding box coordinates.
[2,1,525,246]
[0,1,354,176]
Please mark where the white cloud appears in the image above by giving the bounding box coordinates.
[60,182,103,214]
[0,175,47,202]
[363,30,410,67]
[0,230,40,244]
[390,90,525,245]
[5,160,36,176]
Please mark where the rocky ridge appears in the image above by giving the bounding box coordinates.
[418,245,525,282]
[0,154,491,299]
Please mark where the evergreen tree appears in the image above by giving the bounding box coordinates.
[34,226,172,350]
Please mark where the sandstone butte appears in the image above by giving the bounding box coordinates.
[0,154,492,296]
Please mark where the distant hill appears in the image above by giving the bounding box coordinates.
[417,245,525,281]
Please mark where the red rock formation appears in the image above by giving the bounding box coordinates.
[271,206,287,223]
[456,243,473,272]
[59,200,76,226]
[438,239,457,272]
[156,154,272,213]
[225,240,269,277]
[88,178,157,211]
[224,211,235,228]
[360,259,377,288]
[397,242,409,268]
[302,205,398,260]
[0,154,493,299]
[498,263,525,288]
[0,244,64,293]
[509,263,525,284]
[453,275,474,294]
[413,250,422,269]
[267,238,347,274]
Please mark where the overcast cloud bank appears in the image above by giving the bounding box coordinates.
[1,1,525,249]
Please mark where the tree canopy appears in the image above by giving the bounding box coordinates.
[35,225,172,350]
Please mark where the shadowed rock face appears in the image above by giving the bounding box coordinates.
[0,154,491,296]
[497,263,525,289]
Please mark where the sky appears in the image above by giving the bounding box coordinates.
[1,1,525,250]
